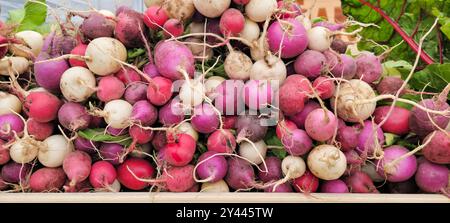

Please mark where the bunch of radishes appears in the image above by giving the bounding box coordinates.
[0,0,448,195]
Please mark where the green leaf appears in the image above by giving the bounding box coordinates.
[384,133,399,146]
[402,63,450,99]
[78,128,132,147]
[264,128,287,159]
[7,0,48,34]
[7,9,25,24]
[127,48,146,59]
[382,60,413,77]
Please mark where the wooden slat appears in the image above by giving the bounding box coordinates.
[0,193,448,203]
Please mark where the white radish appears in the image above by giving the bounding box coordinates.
[330,79,377,123]
[38,135,73,168]
[98,10,116,19]
[163,0,195,20]
[179,78,205,107]
[307,145,347,180]
[103,100,133,129]
[245,0,277,22]
[10,138,41,163]
[250,53,287,86]
[193,0,231,18]
[224,51,253,80]
[176,122,199,141]
[60,67,96,102]
[144,0,164,7]
[109,179,121,192]
[307,27,332,52]
[10,31,44,58]
[0,92,22,115]
[186,37,213,61]
[205,76,225,98]
[250,37,269,61]
[238,140,267,165]
[239,18,260,43]
[281,155,306,179]
[201,179,230,192]
[85,37,127,76]
[0,56,29,76]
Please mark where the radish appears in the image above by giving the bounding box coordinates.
[356,120,385,158]
[214,80,245,115]
[106,126,127,136]
[80,12,115,40]
[207,129,236,153]
[238,140,267,165]
[250,53,287,85]
[97,76,125,102]
[220,8,245,36]
[23,91,62,123]
[306,27,333,52]
[336,124,360,152]
[245,0,277,22]
[175,122,199,141]
[355,52,383,83]
[130,100,158,126]
[265,182,293,193]
[275,119,297,139]
[361,162,384,183]
[158,99,185,126]
[85,37,127,76]
[129,126,154,151]
[275,155,306,189]
[100,143,125,165]
[0,140,10,165]
[186,37,213,62]
[115,9,146,48]
[124,82,148,104]
[242,80,273,110]
[146,76,173,106]
[292,170,319,193]
[74,137,99,154]
[222,116,237,129]
[376,76,406,95]
[313,76,335,100]
[143,6,169,30]
[115,67,142,85]
[164,133,196,166]
[294,50,326,79]
[415,158,448,193]
[328,53,357,80]
[289,101,320,129]
[58,102,91,131]
[161,165,196,192]
[409,92,449,138]
[239,17,260,43]
[374,106,410,135]
[0,92,21,115]
[307,145,347,180]
[193,0,230,18]
[89,160,117,189]
[224,157,258,190]
[162,0,195,20]
[331,79,377,123]
[267,18,308,58]
[276,0,301,19]
[163,19,184,38]
[344,170,379,193]
[179,78,205,107]
[117,158,154,190]
[304,108,338,142]
[278,75,311,115]
[143,63,160,78]
[201,179,229,192]
[330,38,348,53]
[38,135,73,168]
[154,41,195,80]
[29,167,66,192]
[320,179,349,193]
[0,56,29,76]
[236,113,268,142]
[205,76,225,98]
[10,30,44,58]
[234,0,250,5]
[9,136,41,164]
[376,145,417,182]
[281,128,313,156]
[130,143,152,159]
[69,44,88,68]
[101,100,133,129]
[258,156,282,183]
[195,151,228,182]
[63,151,92,188]
[224,51,253,80]
[1,162,31,184]
[191,103,220,134]
[0,113,24,141]
[422,131,450,164]
[60,66,96,102]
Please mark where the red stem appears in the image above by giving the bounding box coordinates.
[358,0,435,64]
[396,0,407,22]
[437,24,444,64]
[410,12,422,38]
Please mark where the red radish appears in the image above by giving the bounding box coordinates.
[143,6,169,30]
[117,158,155,190]
[163,19,184,38]
[264,182,293,193]
[115,67,142,85]
[89,161,117,189]
[224,157,258,190]
[115,9,146,48]
[106,126,127,136]
[304,109,338,142]
[131,100,158,126]
[0,114,25,141]
[154,41,195,80]
[409,94,449,138]
[23,91,62,123]
[356,120,385,158]
[74,137,99,154]
[164,133,196,166]
[146,76,173,106]
[64,179,92,192]
[163,165,196,192]
[355,52,383,83]
[235,113,268,142]
[0,140,10,165]
[275,119,297,139]
[29,167,66,192]
[214,80,245,115]
[376,76,406,96]
[143,63,160,78]
[294,50,326,79]
[344,171,379,193]
[100,143,125,165]
[313,76,335,100]
[222,116,237,129]
[376,145,417,182]
[233,0,250,4]
[258,156,282,183]
[97,76,125,102]
[152,131,167,151]
[336,125,360,152]
[129,125,154,151]
[124,82,148,104]
[278,75,311,115]
[267,18,308,58]
[158,99,185,126]
[191,103,220,134]
[289,101,320,129]
[242,80,273,110]
[276,1,302,19]
[26,119,53,141]
[422,131,450,164]
[219,8,245,36]
[292,171,319,193]
[281,128,313,156]
[69,44,88,67]
[0,176,7,190]
[80,12,115,40]
[58,102,92,131]
[327,53,357,80]
[374,106,410,135]
[415,158,449,193]
[63,151,92,188]
[207,129,236,153]
[196,151,228,182]
[1,162,31,184]
[320,179,349,193]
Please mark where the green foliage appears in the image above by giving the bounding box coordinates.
[6,0,49,34]
[78,128,132,147]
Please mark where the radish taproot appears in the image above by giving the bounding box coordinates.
[207,129,236,153]
[238,140,267,165]
[164,133,196,166]
[117,158,155,190]
[422,131,450,164]
[38,135,73,168]
[60,66,96,102]
[267,18,308,58]
[195,151,228,182]
[63,151,92,188]
[58,102,92,131]
[97,76,125,102]
[307,145,347,180]
[0,92,21,115]
[29,167,66,192]
[85,37,127,76]
[89,160,117,189]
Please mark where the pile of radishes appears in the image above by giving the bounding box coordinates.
[0,0,449,196]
